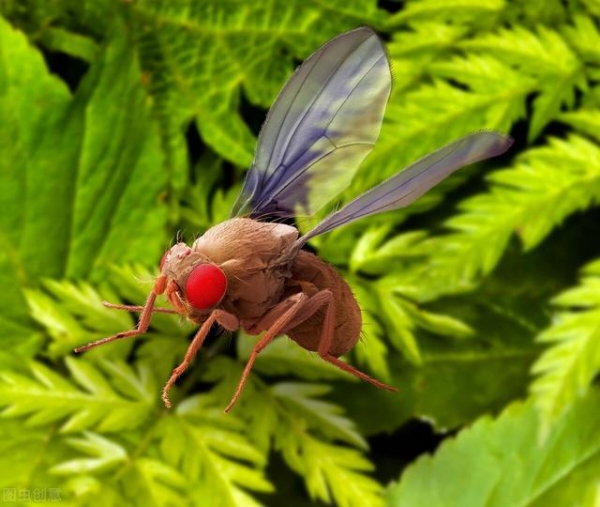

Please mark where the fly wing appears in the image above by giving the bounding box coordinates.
[297,131,513,246]
[231,27,392,218]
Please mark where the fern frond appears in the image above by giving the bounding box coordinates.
[51,432,128,475]
[389,0,506,25]
[272,383,368,449]
[562,15,600,63]
[530,259,600,423]
[269,387,384,506]
[354,270,472,366]
[406,135,600,300]
[0,358,155,433]
[159,396,272,505]
[560,109,600,143]
[128,1,383,169]
[463,25,587,139]
[52,432,190,505]
[280,434,383,507]
[202,357,385,506]
[24,280,133,359]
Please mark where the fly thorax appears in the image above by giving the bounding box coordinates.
[191,218,299,317]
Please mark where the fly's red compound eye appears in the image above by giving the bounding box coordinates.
[185,264,227,311]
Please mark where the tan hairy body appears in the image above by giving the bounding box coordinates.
[76,217,393,411]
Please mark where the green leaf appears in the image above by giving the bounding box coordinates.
[3,2,600,504]
[0,419,60,488]
[530,258,600,424]
[389,0,506,25]
[237,333,353,382]
[0,17,169,351]
[159,399,273,506]
[387,391,600,507]
[463,25,587,139]
[24,279,134,359]
[123,458,189,507]
[202,357,385,506]
[281,434,383,507]
[407,135,600,300]
[0,358,156,432]
[127,1,384,169]
[337,285,541,434]
[51,432,127,475]
[272,383,367,450]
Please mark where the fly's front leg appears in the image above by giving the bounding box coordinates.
[162,309,239,408]
[75,275,170,353]
[102,301,178,314]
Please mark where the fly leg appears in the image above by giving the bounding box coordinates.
[225,293,311,413]
[162,310,239,408]
[74,275,172,353]
[102,301,178,314]
[286,289,398,392]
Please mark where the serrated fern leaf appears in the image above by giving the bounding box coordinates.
[280,433,383,507]
[130,458,190,507]
[202,358,384,506]
[389,0,506,25]
[51,433,190,506]
[408,135,600,300]
[51,432,127,475]
[0,358,155,432]
[562,15,600,63]
[159,398,272,506]
[530,259,600,423]
[24,279,133,358]
[272,383,367,450]
[267,383,383,506]
[560,108,600,143]
[463,25,586,139]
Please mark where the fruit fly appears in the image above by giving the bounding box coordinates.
[75,27,513,412]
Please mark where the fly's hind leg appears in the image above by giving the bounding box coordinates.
[224,293,309,413]
[298,290,398,393]
[226,289,397,413]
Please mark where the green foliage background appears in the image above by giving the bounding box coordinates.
[1,0,600,505]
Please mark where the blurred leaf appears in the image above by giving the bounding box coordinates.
[387,391,600,507]
[0,358,156,433]
[159,399,273,506]
[127,0,386,171]
[272,382,367,450]
[51,432,127,475]
[336,288,540,434]
[0,17,169,353]
[237,333,353,381]
[530,258,600,426]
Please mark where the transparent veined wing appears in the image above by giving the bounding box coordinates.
[231,27,391,218]
[296,131,513,247]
